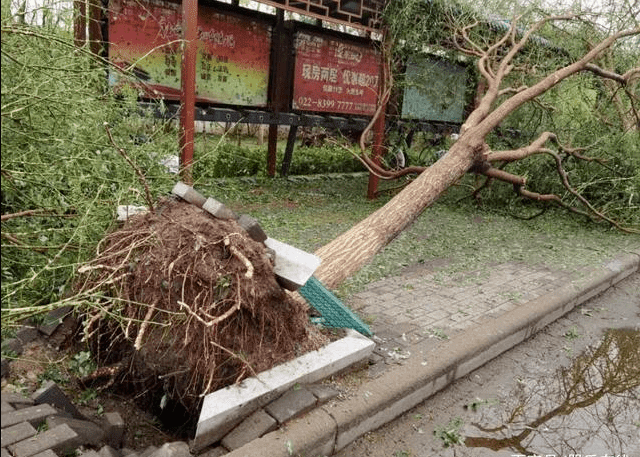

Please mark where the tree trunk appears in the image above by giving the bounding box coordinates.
[314,139,478,289]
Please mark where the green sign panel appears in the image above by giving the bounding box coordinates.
[401,58,468,123]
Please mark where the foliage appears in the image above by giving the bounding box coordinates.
[1,5,176,322]
[382,0,640,229]
[192,138,364,180]
[434,417,466,447]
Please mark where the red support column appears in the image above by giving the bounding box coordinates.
[367,108,385,199]
[179,0,198,184]
[73,0,86,48]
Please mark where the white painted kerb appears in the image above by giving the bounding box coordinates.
[193,329,374,450]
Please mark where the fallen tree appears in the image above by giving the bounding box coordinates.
[315,2,639,289]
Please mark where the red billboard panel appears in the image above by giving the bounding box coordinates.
[292,30,381,116]
[108,0,271,106]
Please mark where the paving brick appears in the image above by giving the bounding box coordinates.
[31,449,58,457]
[202,198,237,220]
[1,391,35,409]
[98,445,121,457]
[194,329,374,451]
[8,423,80,457]
[101,412,125,449]
[138,446,158,457]
[1,422,38,447]
[2,338,24,356]
[264,387,317,424]
[195,447,227,457]
[171,182,207,207]
[306,384,339,403]
[32,381,83,419]
[15,326,39,345]
[120,448,137,457]
[1,358,9,378]
[79,451,100,457]
[237,214,267,242]
[221,409,277,451]
[1,401,14,413]
[1,404,57,428]
[38,306,74,336]
[147,443,191,457]
[46,415,106,447]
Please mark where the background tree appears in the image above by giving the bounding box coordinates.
[1,0,176,316]
[314,0,639,288]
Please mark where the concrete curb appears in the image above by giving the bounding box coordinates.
[223,251,639,457]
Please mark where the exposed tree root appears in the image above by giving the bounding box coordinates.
[74,198,327,411]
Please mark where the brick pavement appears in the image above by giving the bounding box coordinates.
[347,261,576,366]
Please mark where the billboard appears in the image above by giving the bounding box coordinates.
[108,0,272,106]
[401,57,468,123]
[292,30,381,116]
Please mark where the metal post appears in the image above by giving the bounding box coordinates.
[367,108,385,199]
[367,30,389,199]
[179,0,198,184]
[88,0,103,56]
[74,0,86,48]
[281,125,298,176]
[267,9,286,178]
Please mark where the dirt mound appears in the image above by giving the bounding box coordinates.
[74,197,326,412]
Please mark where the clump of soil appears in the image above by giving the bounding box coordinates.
[74,197,326,413]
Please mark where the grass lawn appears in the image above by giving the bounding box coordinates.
[195,173,640,299]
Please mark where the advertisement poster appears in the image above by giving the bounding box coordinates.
[108,0,271,106]
[292,30,381,116]
[401,57,467,123]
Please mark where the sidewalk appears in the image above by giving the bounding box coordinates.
[223,247,639,457]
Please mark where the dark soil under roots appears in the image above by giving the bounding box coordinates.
[73,197,327,419]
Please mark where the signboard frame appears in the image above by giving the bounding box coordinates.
[290,22,382,118]
[107,0,275,107]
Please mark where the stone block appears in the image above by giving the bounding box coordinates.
[46,415,105,447]
[138,446,158,457]
[38,306,74,336]
[2,448,11,457]
[1,400,14,413]
[193,447,226,457]
[31,450,58,457]
[2,338,24,356]
[221,409,277,451]
[171,182,206,208]
[15,326,39,345]
[307,384,339,404]
[1,357,9,378]
[101,412,125,449]
[1,404,57,428]
[32,381,83,419]
[79,451,99,457]
[202,198,237,220]
[8,423,80,457]
[147,442,191,457]
[192,329,374,451]
[1,421,37,447]
[237,214,267,243]
[116,206,148,222]
[264,387,317,424]
[98,445,121,457]
[120,448,137,457]
[1,391,35,408]
[263,238,321,291]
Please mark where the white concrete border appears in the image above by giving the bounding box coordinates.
[192,329,375,451]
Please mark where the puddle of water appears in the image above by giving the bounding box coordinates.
[464,328,640,456]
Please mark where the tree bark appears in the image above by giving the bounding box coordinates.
[314,139,478,289]
[314,25,639,289]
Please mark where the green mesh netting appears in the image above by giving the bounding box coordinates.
[299,276,372,336]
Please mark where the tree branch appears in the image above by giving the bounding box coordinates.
[583,64,640,84]
[104,124,155,212]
